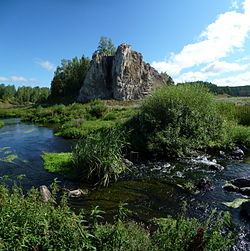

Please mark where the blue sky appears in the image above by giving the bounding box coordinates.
[1,0,250,88]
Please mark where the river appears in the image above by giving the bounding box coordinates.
[0,118,249,250]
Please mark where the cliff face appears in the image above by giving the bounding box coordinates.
[78,44,166,102]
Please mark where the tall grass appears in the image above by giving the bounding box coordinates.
[72,127,128,186]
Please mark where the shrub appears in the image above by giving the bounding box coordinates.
[152,209,234,251]
[87,99,107,119]
[0,120,4,128]
[72,127,128,186]
[0,184,236,250]
[128,85,228,157]
[0,184,94,250]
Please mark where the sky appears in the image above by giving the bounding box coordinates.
[0,0,250,88]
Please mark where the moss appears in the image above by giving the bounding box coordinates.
[0,154,18,163]
[23,129,35,134]
[42,152,73,174]
[223,198,250,208]
[3,151,12,155]
[0,147,11,152]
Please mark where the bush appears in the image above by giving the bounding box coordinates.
[0,184,94,250]
[72,128,128,186]
[152,209,234,251]
[128,85,228,157]
[0,184,235,250]
[0,120,4,128]
[87,99,107,119]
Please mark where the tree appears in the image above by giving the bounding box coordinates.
[95,36,116,55]
[1,85,16,100]
[51,56,90,97]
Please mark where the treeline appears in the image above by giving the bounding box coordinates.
[179,81,250,96]
[0,84,50,104]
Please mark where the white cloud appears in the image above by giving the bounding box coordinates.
[174,60,250,84]
[174,71,210,83]
[38,60,56,72]
[201,61,249,73]
[213,71,250,86]
[152,0,250,76]
[0,76,36,83]
[231,0,240,9]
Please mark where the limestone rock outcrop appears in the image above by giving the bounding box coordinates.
[78,44,167,102]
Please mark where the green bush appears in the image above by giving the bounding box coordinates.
[0,184,94,250]
[128,85,228,157]
[152,209,234,251]
[0,184,235,250]
[72,128,128,186]
[87,99,107,119]
[0,120,4,128]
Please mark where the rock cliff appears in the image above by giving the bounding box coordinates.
[78,44,166,102]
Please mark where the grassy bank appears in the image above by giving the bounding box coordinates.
[0,183,235,250]
[3,86,250,186]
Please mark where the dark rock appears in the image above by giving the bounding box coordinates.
[196,177,213,191]
[239,144,249,153]
[240,201,250,219]
[231,148,244,157]
[209,163,224,171]
[219,150,227,159]
[78,44,167,102]
[223,183,240,193]
[239,187,250,196]
[231,177,250,188]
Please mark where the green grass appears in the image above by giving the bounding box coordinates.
[0,184,235,250]
[42,152,73,174]
[57,120,117,139]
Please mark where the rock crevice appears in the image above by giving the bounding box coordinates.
[78,44,166,102]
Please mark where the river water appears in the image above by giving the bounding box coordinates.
[0,118,250,250]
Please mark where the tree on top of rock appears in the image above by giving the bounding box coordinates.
[95,36,116,55]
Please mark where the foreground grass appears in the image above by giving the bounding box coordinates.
[0,183,235,250]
